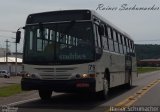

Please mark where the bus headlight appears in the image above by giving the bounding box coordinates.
[72,73,96,79]
[80,74,96,78]
[31,73,40,79]
[81,74,89,78]
[22,73,31,78]
[23,73,40,79]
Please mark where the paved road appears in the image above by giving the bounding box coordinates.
[0,71,160,112]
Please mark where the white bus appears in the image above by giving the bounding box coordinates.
[16,9,137,100]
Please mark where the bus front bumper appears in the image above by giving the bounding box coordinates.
[21,78,96,93]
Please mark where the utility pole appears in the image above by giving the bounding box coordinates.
[5,39,9,63]
[5,39,10,73]
[15,42,17,76]
[12,32,19,76]
[12,38,18,76]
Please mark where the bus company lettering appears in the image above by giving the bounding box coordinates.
[59,53,87,60]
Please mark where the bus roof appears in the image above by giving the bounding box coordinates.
[26,9,92,24]
[26,9,133,41]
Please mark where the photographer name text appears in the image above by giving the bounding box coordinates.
[96,3,160,11]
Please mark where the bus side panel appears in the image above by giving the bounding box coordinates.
[94,51,110,92]
[94,51,126,91]
[109,53,125,87]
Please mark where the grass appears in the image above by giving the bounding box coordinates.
[137,67,160,74]
[0,84,22,97]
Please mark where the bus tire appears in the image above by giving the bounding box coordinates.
[98,78,109,100]
[126,72,132,89]
[4,75,7,78]
[38,90,52,100]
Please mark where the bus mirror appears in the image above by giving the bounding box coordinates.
[98,25,105,36]
[16,31,21,43]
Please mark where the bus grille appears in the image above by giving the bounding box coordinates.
[36,67,76,80]
[39,73,71,80]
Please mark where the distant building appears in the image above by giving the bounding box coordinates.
[0,56,23,74]
[0,48,11,57]
[11,52,23,59]
[0,48,23,74]
[138,59,160,67]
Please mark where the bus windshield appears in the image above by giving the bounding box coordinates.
[24,21,95,65]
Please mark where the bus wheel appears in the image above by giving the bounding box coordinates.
[38,90,52,100]
[126,74,132,89]
[98,79,109,100]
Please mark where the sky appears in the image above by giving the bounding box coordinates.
[0,0,160,52]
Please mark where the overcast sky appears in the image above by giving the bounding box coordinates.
[0,0,160,52]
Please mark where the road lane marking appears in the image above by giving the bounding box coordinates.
[6,93,63,106]
[105,79,160,112]
[116,79,160,107]
[7,97,40,106]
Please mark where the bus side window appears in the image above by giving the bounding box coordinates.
[110,29,115,52]
[94,24,102,49]
[94,25,98,47]
[118,34,123,54]
[122,36,127,54]
[130,40,133,53]
[128,40,131,53]
[131,41,134,53]
[107,27,114,52]
[96,25,102,48]
[105,25,108,38]
[132,43,135,53]
[113,30,119,53]
[126,38,130,53]
[101,25,109,50]
[105,25,109,50]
